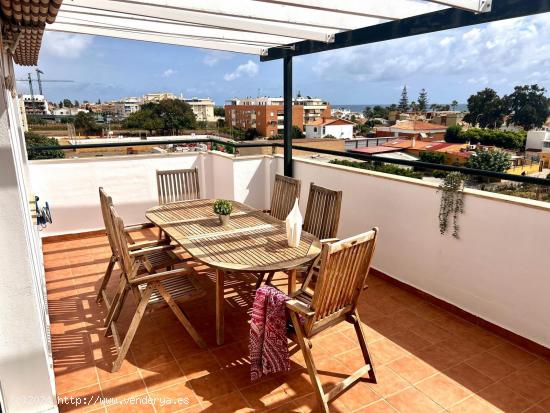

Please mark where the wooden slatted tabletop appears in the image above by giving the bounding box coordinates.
[146,199,321,344]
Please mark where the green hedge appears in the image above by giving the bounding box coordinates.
[330,159,423,179]
[447,128,526,150]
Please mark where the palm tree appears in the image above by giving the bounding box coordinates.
[451,100,459,111]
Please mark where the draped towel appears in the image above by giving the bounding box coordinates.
[249,286,291,381]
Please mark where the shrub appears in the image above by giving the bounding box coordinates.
[461,128,526,150]
[419,151,445,164]
[465,149,512,172]
[329,159,423,179]
[25,132,65,160]
[444,125,465,143]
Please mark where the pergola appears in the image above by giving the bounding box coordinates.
[43,0,550,176]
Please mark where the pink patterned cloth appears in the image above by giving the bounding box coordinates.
[249,286,291,381]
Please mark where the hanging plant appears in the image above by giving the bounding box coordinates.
[438,172,466,238]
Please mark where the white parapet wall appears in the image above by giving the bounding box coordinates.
[29,152,550,349]
[280,156,550,350]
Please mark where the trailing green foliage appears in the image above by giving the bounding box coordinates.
[438,172,465,238]
[124,99,196,134]
[213,199,233,216]
[445,127,526,150]
[25,132,65,160]
[329,159,423,179]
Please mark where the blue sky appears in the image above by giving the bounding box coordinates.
[14,14,550,106]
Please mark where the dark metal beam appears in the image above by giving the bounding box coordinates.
[261,0,550,61]
[283,55,293,177]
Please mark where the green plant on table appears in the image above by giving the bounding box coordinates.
[213,199,233,216]
[438,172,465,238]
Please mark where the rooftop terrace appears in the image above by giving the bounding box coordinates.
[46,228,550,413]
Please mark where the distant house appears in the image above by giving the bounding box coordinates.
[375,120,447,140]
[305,118,354,139]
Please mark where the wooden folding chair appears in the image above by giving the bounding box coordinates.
[106,206,207,372]
[96,187,167,304]
[265,183,342,287]
[255,174,302,288]
[286,229,379,412]
[156,167,200,205]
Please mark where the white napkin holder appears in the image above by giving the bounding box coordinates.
[285,198,302,248]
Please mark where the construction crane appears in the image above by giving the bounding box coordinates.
[16,68,73,113]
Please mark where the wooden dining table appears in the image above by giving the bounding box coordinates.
[145,199,321,345]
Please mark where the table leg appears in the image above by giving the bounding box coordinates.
[288,269,297,295]
[216,268,225,345]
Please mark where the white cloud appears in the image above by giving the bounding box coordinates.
[311,14,550,86]
[162,68,177,77]
[41,32,93,59]
[203,51,233,67]
[224,60,259,81]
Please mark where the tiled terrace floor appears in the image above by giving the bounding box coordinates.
[45,230,550,413]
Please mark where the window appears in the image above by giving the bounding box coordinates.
[313,127,318,132]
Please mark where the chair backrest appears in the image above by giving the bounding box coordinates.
[156,167,200,205]
[109,205,139,281]
[303,183,342,240]
[304,229,378,337]
[270,174,301,221]
[99,187,117,254]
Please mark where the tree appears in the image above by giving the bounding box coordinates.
[364,105,389,119]
[504,84,550,130]
[444,125,465,143]
[463,88,507,129]
[97,99,101,104]
[419,151,445,164]
[74,112,100,134]
[63,98,73,108]
[465,149,512,173]
[124,108,163,133]
[138,99,196,134]
[417,89,428,112]
[398,86,409,112]
[451,100,459,111]
[25,132,65,160]
[291,125,304,139]
[214,106,225,117]
[74,100,80,107]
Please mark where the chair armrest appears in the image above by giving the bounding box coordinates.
[129,244,174,257]
[124,222,155,232]
[129,265,192,285]
[128,238,170,251]
[320,238,339,245]
[286,299,315,317]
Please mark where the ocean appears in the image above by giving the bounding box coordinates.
[334,104,468,112]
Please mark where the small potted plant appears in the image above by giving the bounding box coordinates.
[213,199,233,226]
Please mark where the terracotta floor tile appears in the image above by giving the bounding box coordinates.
[58,383,103,413]
[529,359,550,386]
[478,381,533,413]
[465,352,516,381]
[337,380,381,411]
[132,340,176,369]
[500,369,550,404]
[443,363,494,392]
[524,405,549,413]
[186,369,236,402]
[199,391,254,412]
[105,396,155,413]
[55,364,99,394]
[140,361,186,392]
[388,331,431,353]
[488,343,538,370]
[100,372,147,400]
[148,381,200,413]
[414,343,462,371]
[313,331,356,356]
[367,365,409,397]
[355,400,398,413]
[176,350,221,379]
[387,355,438,384]
[239,377,294,411]
[538,396,550,410]
[386,387,443,413]
[448,395,498,412]
[369,339,407,366]
[415,373,471,409]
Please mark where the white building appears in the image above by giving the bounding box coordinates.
[143,92,176,103]
[20,94,50,116]
[525,129,550,151]
[182,97,216,122]
[114,97,142,119]
[305,118,355,139]
[53,107,88,116]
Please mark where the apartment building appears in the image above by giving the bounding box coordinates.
[183,97,216,122]
[224,96,330,137]
[143,92,177,103]
[114,97,142,120]
[20,94,50,116]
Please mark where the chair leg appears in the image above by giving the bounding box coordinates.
[104,278,127,330]
[352,311,377,383]
[96,255,116,303]
[111,284,154,372]
[254,272,267,289]
[289,312,329,413]
[156,283,207,349]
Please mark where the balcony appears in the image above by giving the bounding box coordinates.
[32,150,550,412]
